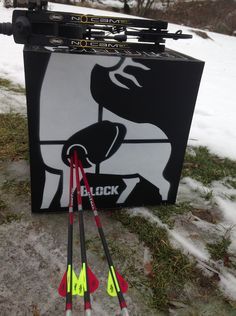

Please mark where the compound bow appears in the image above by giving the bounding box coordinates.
[0,0,192,52]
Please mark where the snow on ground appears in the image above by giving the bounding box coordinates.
[0,5,24,85]
[128,174,236,301]
[179,176,236,251]
[167,26,236,161]
[0,89,26,114]
[120,152,236,303]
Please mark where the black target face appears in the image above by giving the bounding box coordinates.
[23,47,204,212]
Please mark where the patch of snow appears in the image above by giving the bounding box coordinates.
[214,197,236,225]
[167,26,236,160]
[130,207,210,261]
[169,229,210,261]
[181,176,212,196]
[180,177,236,247]
[0,5,24,85]
[0,88,26,114]
[219,272,236,301]
[129,174,236,301]
[129,204,236,300]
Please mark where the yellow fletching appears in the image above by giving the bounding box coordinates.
[111,266,120,292]
[67,265,80,295]
[77,263,87,296]
[107,267,120,297]
[67,265,72,293]
[72,269,79,295]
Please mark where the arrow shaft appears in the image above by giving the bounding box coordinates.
[73,150,92,312]
[66,156,75,312]
[77,157,128,313]
[66,221,73,307]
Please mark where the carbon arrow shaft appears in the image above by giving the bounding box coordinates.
[66,155,74,315]
[74,150,92,315]
[77,156,129,316]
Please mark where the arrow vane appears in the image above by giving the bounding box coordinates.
[107,268,128,297]
[58,266,80,297]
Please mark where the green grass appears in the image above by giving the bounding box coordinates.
[0,212,23,225]
[0,113,28,161]
[182,146,236,186]
[84,236,106,260]
[112,210,195,310]
[150,202,192,228]
[2,179,31,197]
[85,229,151,295]
[200,189,214,201]
[225,178,236,190]
[0,198,8,212]
[107,237,151,294]
[206,236,231,262]
[0,198,23,224]
[0,78,25,94]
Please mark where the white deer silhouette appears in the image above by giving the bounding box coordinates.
[39,54,171,209]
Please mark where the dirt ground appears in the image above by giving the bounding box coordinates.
[0,160,160,316]
[1,160,236,315]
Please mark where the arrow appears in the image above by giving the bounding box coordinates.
[77,264,99,297]
[58,266,79,297]
[58,155,79,315]
[76,154,129,316]
[107,269,128,297]
[74,150,99,315]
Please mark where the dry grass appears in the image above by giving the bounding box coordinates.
[147,0,236,36]
[0,113,28,161]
